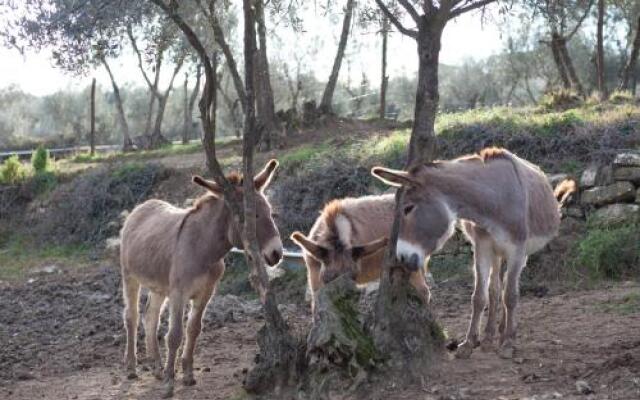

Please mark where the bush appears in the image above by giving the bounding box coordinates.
[609,90,635,104]
[31,146,50,173]
[573,224,640,280]
[1,155,27,185]
[539,89,582,111]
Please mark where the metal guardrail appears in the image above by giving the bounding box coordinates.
[0,144,119,162]
[230,247,306,270]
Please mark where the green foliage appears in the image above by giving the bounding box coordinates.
[597,292,640,315]
[280,142,330,171]
[539,89,583,111]
[0,233,89,280]
[573,224,640,280]
[0,155,27,185]
[609,90,635,104]
[26,171,58,195]
[31,145,50,173]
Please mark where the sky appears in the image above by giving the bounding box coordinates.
[0,5,505,97]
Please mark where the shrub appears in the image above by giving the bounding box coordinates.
[609,90,635,104]
[573,224,640,280]
[539,89,582,111]
[1,155,27,185]
[31,146,50,173]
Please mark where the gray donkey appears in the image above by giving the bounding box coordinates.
[119,160,282,397]
[372,147,575,359]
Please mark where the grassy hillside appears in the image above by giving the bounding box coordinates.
[2,100,640,282]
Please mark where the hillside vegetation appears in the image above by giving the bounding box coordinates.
[2,100,640,284]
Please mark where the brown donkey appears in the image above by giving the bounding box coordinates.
[290,194,430,314]
[119,160,282,397]
[372,148,575,359]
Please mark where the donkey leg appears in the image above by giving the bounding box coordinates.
[122,276,141,379]
[163,293,185,398]
[144,292,166,380]
[456,237,492,359]
[481,253,503,352]
[499,248,527,359]
[181,283,215,386]
[409,268,431,305]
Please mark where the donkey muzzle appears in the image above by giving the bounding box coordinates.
[397,253,421,271]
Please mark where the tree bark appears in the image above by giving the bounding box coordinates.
[100,57,133,151]
[254,0,279,150]
[90,77,96,156]
[319,0,355,114]
[620,15,640,94]
[379,17,389,119]
[150,55,185,147]
[596,0,607,99]
[183,64,201,144]
[558,38,584,95]
[408,18,443,165]
[550,33,571,89]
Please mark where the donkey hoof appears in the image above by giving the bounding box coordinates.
[455,341,474,359]
[126,370,138,380]
[183,375,196,386]
[498,344,515,359]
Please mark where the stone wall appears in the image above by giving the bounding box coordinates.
[573,152,640,226]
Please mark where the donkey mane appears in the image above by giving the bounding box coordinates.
[412,147,510,172]
[318,199,355,251]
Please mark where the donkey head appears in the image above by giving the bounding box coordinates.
[290,231,388,284]
[192,159,283,266]
[371,165,455,271]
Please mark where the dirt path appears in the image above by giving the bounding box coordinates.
[1,265,638,399]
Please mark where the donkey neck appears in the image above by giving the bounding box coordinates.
[185,196,234,262]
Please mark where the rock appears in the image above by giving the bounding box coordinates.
[590,204,640,226]
[564,206,585,219]
[183,198,195,207]
[581,182,636,206]
[31,265,60,275]
[266,265,286,281]
[597,165,614,186]
[575,379,594,395]
[614,152,640,167]
[613,167,640,184]
[580,165,599,188]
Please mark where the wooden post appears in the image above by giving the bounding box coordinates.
[90,77,96,156]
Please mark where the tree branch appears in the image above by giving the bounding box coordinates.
[397,0,421,24]
[126,24,156,91]
[374,0,418,39]
[565,0,594,40]
[449,0,497,19]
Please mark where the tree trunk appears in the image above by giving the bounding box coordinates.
[210,14,247,114]
[596,0,607,99]
[373,14,445,378]
[150,57,184,147]
[90,77,96,156]
[254,0,279,150]
[620,15,640,94]
[551,34,571,89]
[557,37,584,95]
[184,64,201,144]
[319,0,355,114]
[182,74,189,144]
[143,57,162,136]
[408,20,442,165]
[379,17,389,119]
[101,57,133,151]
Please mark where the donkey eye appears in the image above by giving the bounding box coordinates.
[403,205,415,215]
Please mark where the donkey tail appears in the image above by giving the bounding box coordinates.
[553,179,577,207]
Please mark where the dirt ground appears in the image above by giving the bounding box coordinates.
[1,263,638,400]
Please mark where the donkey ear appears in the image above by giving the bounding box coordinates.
[351,237,389,261]
[290,231,329,261]
[192,175,222,195]
[371,166,418,187]
[254,159,279,191]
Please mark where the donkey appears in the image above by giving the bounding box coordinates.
[119,159,282,397]
[372,147,575,359]
[290,194,430,314]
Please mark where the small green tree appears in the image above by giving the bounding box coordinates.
[31,146,50,173]
[1,155,26,184]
